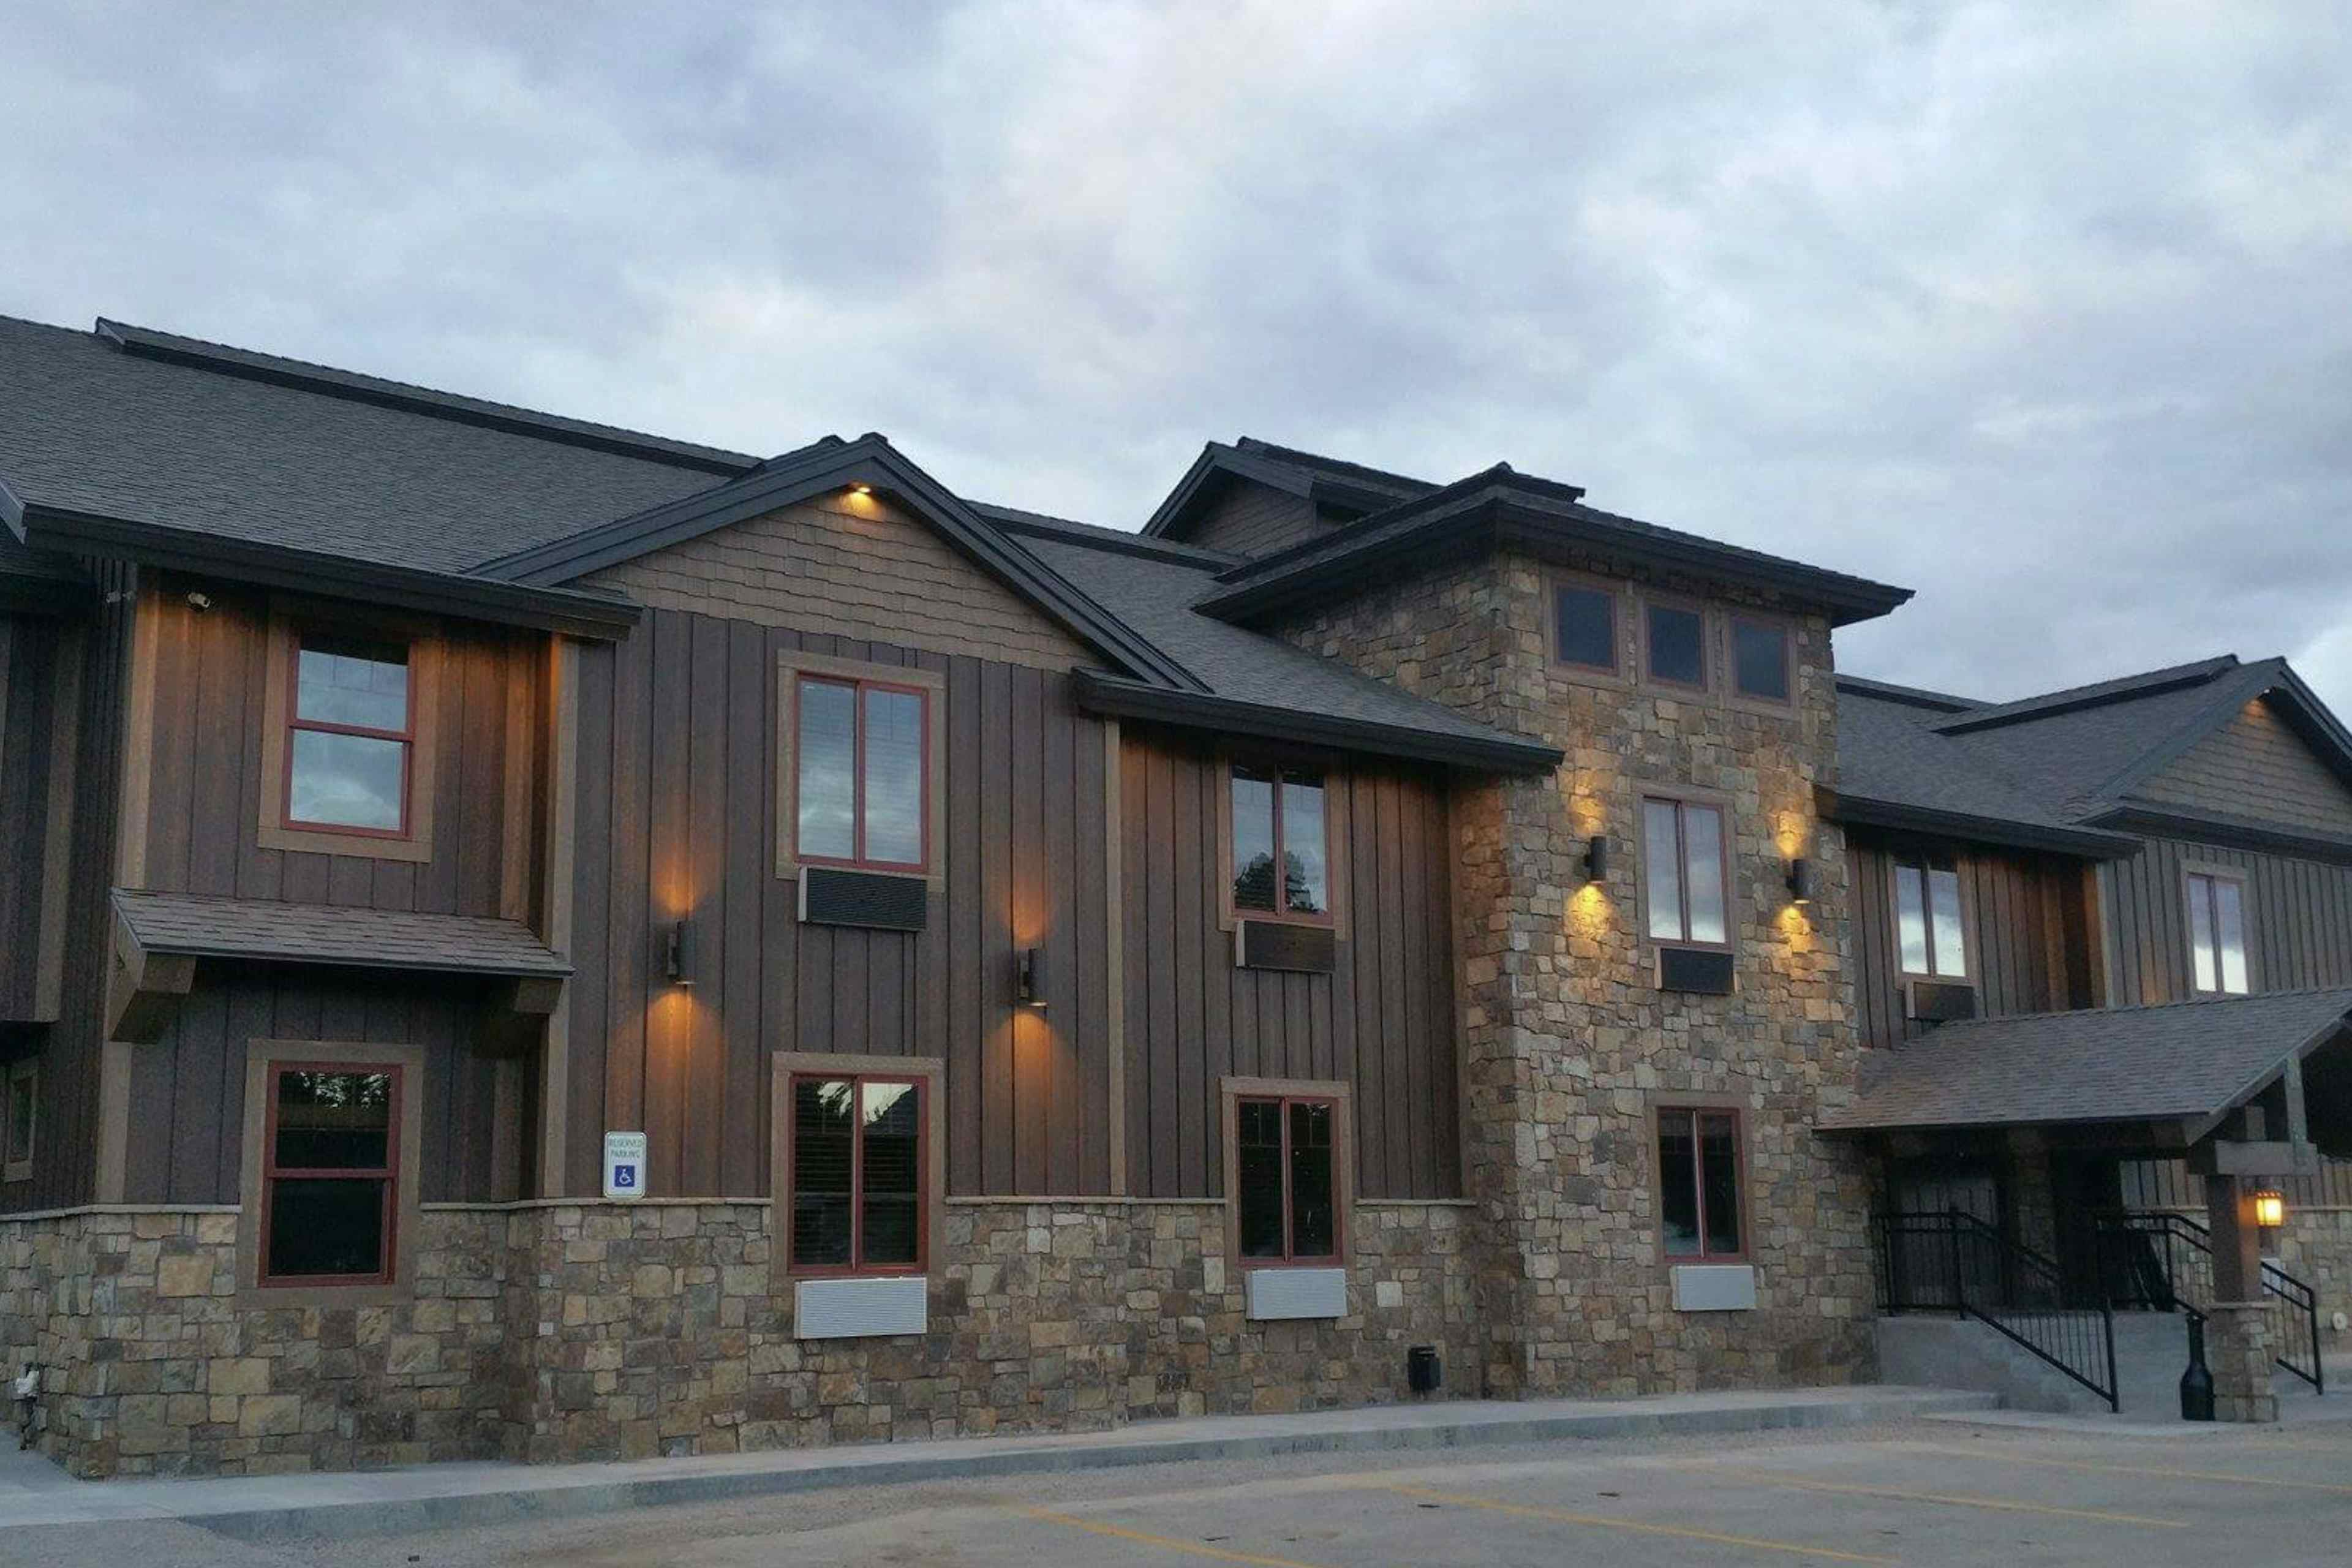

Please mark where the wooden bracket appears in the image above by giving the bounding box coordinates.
[472,974,566,1058]
[104,914,195,1044]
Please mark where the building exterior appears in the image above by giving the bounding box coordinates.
[1,314,2346,1476]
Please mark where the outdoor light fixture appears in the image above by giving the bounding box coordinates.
[1016,946,1046,1007]
[1785,857,1813,905]
[665,919,694,987]
[849,482,873,496]
[2253,1189,2287,1229]
[1581,834,1608,883]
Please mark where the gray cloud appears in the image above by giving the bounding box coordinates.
[5,1,2348,710]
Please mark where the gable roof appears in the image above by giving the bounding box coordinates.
[1141,437,1440,542]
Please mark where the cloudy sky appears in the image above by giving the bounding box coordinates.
[7,2,2349,709]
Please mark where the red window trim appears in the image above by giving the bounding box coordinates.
[785,1072,928,1277]
[793,675,932,875]
[1550,578,1621,677]
[1658,1104,1745,1264]
[1229,763,1335,927]
[1235,1093,1341,1267]
[256,1061,402,1289]
[1893,857,1969,981]
[1728,612,1795,705]
[281,631,418,842]
[1641,596,1713,693]
[2185,869,2250,996]
[1643,796,1732,952]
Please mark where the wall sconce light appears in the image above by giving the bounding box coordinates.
[1580,834,1608,883]
[848,482,873,496]
[1016,946,1046,1007]
[2252,1189,2286,1230]
[665,919,694,987]
[1785,858,1813,906]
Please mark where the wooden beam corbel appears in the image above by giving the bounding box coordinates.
[104,913,195,1044]
[472,974,566,1058]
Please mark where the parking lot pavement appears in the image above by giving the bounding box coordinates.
[4,1418,2350,1567]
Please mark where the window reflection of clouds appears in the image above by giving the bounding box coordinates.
[863,688,924,865]
[289,730,403,829]
[296,642,409,730]
[797,679,857,860]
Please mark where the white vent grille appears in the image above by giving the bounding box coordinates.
[1245,1267,1348,1321]
[794,1275,929,1340]
[1670,1264,1757,1312]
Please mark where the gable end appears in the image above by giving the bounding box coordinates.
[2137,697,2352,836]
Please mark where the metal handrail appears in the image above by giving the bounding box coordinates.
[1876,1208,2119,1411]
[2098,1210,2323,1395]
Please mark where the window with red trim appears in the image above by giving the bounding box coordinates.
[1642,797,1729,947]
[259,1064,401,1286]
[1235,1095,1338,1263]
[284,635,415,836]
[1230,763,1330,921]
[788,1075,925,1273]
[1658,1107,1743,1261]
[795,675,929,872]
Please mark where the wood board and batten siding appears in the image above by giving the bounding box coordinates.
[0,612,78,1025]
[2098,836,2352,1007]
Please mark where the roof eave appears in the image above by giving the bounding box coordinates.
[1818,788,2139,859]
[2087,802,2352,868]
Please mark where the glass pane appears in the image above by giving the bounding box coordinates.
[288,730,405,830]
[1683,807,1727,945]
[1896,865,1929,974]
[859,1081,921,1265]
[1280,769,1329,916]
[2215,880,2248,993]
[1732,620,1789,701]
[1555,586,1615,670]
[296,638,409,731]
[2187,875,2217,992]
[1929,868,1967,978]
[1643,800,1684,941]
[796,679,857,861]
[273,1070,391,1169]
[1289,1101,1335,1258]
[1231,765,1278,912]
[1658,1111,1700,1257]
[1646,604,1706,686]
[862,687,926,865]
[791,1079,854,1267]
[266,1177,387,1278]
[1700,1113,1741,1256]
[1235,1099,1286,1259]
[6,1074,32,1163]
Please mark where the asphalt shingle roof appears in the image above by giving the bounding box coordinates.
[1821,987,2352,1132]
[1833,682,2118,842]
[114,889,571,978]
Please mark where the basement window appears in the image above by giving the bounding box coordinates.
[1658,1107,1744,1262]
[1234,1093,1342,1264]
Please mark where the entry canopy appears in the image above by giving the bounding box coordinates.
[1820,987,2352,1155]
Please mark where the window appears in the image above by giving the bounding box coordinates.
[1894,859,1968,979]
[2187,870,2250,995]
[1230,763,1330,920]
[1552,581,1618,674]
[1235,1095,1339,1264]
[1658,1107,1743,1261]
[285,635,413,835]
[788,1074,927,1274]
[1730,616,1792,703]
[794,675,929,872]
[258,1064,400,1286]
[1644,601,1708,689]
[3,1060,34,1183]
[1643,797,1728,946]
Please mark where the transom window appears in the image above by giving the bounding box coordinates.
[1730,616,1792,703]
[2187,870,2250,995]
[1658,1107,1743,1261]
[1236,1095,1338,1263]
[285,635,413,835]
[1894,858,1968,979]
[259,1065,399,1286]
[788,1075,925,1274]
[1645,601,1708,689]
[1553,582,1618,674]
[795,675,929,872]
[1643,797,1728,946]
[1231,763,1330,920]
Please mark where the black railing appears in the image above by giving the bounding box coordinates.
[1876,1209,2119,1411]
[2097,1211,2324,1394]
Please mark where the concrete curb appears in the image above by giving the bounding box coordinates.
[187,1389,1999,1543]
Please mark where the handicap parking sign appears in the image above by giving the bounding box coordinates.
[603,1131,648,1199]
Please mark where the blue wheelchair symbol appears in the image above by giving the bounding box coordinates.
[612,1164,638,1190]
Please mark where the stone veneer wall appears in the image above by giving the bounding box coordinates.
[3,1198,1473,1477]
[1283,548,1878,1398]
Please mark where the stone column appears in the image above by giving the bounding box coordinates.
[2206,1302,2280,1423]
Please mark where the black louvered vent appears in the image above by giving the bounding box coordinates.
[1237,920,1338,974]
[1657,947,1735,995]
[1909,980,1978,1023]
[800,868,928,932]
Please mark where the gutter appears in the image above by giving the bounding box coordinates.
[1816,786,2141,859]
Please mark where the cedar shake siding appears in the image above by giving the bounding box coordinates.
[1178,478,1333,558]
[2138,698,2352,836]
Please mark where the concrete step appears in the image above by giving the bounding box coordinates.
[1880,1311,2330,1420]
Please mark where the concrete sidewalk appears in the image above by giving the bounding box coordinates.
[0,1384,1994,1541]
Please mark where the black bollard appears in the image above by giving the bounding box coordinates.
[2180,1314,2215,1422]
[1406,1345,1441,1396]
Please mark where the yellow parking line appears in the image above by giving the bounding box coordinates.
[1009,1504,1329,1567]
[1916,1442,2352,1496]
[1703,1463,2185,1528]
[1383,1484,1898,1564]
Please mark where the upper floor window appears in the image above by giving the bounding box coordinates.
[795,674,929,872]
[1235,1093,1340,1263]
[786,1074,927,1274]
[287,635,413,835]
[1643,601,1709,690]
[1894,858,1967,979]
[1552,581,1619,674]
[1643,797,1728,947]
[1658,1107,1743,1261]
[1231,763,1330,921]
[1730,615,1792,704]
[260,1063,401,1286]
[2186,870,2250,995]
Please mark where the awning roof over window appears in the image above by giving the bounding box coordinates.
[1819,988,2352,1137]
[112,888,571,978]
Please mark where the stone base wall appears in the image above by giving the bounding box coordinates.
[2272,1208,2352,1350]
